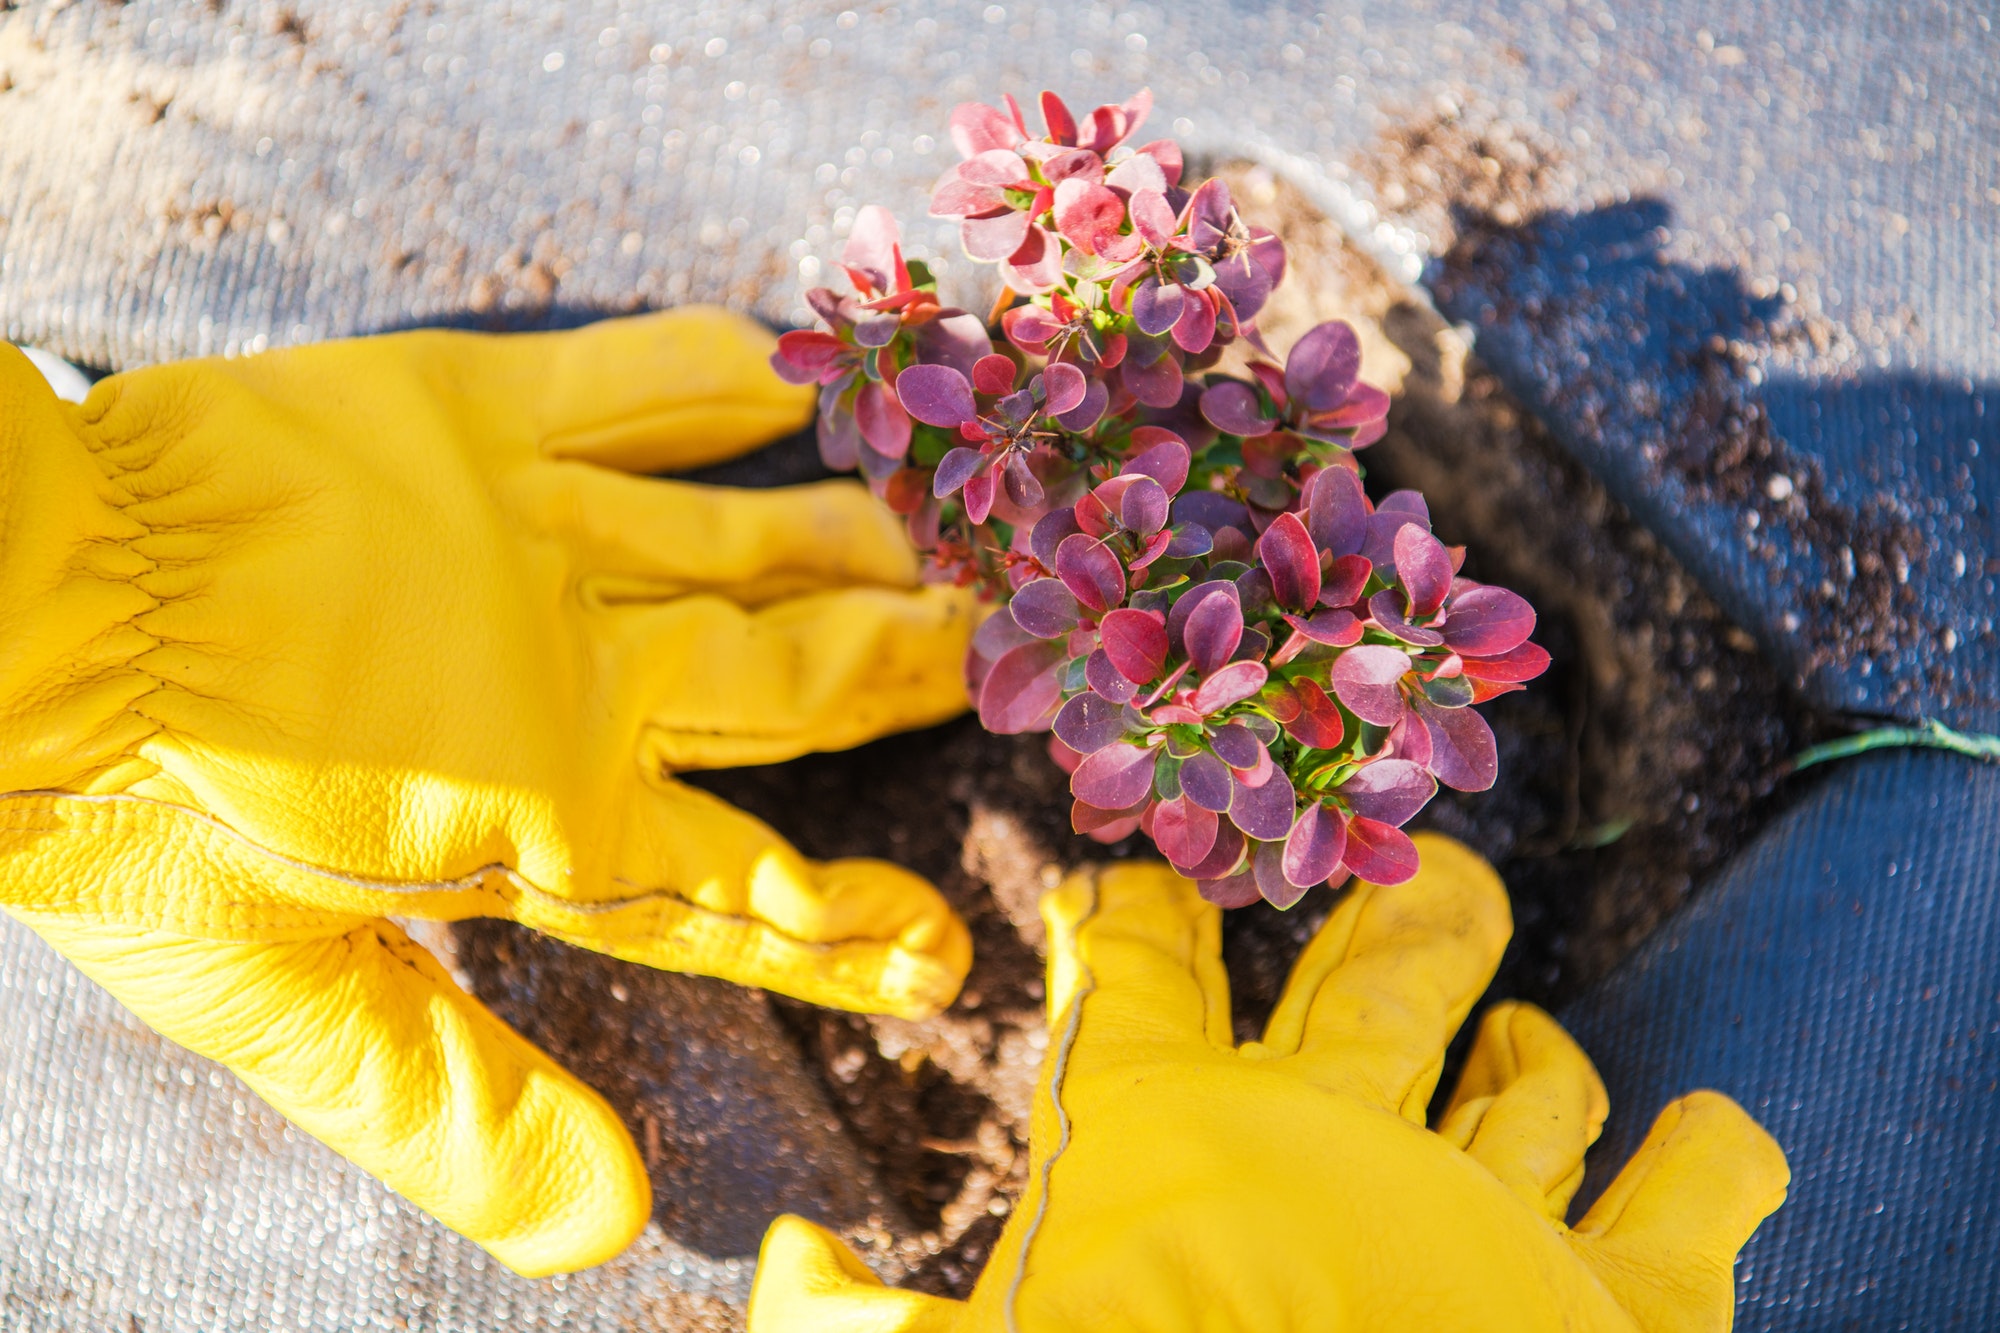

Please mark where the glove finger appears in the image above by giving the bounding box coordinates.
[747,1215,965,1332]
[1435,1001,1609,1223]
[524,464,924,602]
[1253,833,1511,1121]
[484,307,813,472]
[1570,1091,1790,1332]
[517,772,971,1020]
[17,910,650,1278]
[1038,863,1234,1059]
[615,585,978,772]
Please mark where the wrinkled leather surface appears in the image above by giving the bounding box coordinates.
[0,310,976,1275]
[748,839,1789,1331]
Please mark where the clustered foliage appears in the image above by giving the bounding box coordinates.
[775,89,1549,907]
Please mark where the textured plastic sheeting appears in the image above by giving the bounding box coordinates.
[1561,748,2000,1332]
[0,0,1996,1327]
[0,911,752,1330]
[1430,203,2000,734]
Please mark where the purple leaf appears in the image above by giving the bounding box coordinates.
[1416,698,1498,792]
[1183,591,1244,674]
[962,209,1033,261]
[933,446,987,497]
[913,312,994,379]
[1284,607,1365,647]
[1330,644,1413,727]
[1056,378,1110,432]
[1174,495,1251,541]
[1056,534,1126,614]
[1123,432,1191,494]
[1191,661,1268,714]
[1282,803,1349,891]
[1120,476,1171,535]
[1209,721,1265,771]
[1071,741,1158,810]
[1368,589,1447,647]
[1377,490,1431,523]
[1166,579,1235,652]
[1362,512,1424,572]
[897,364,978,427]
[1257,511,1322,612]
[1254,840,1305,909]
[1105,151,1168,196]
[1305,466,1370,558]
[1198,867,1263,909]
[1041,361,1088,416]
[1385,710,1433,768]
[1003,455,1045,508]
[1284,321,1362,412]
[1184,820,1246,881]
[1030,507,1083,566]
[978,640,1065,733]
[1099,608,1169,683]
[1179,750,1236,813]
[1199,380,1274,438]
[1441,585,1537,656]
[1010,578,1081,638]
[1336,760,1438,828]
[1153,794,1220,871]
[1054,691,1130,754]
[1130,276,1186,336]
[1394,525,1454,617]
[972,599,1037,663]
[1120,347,1184,407]
[958,147,1033,187]
[1342,818,1420,885]
[1230,766,1297,841]
[817,404,861,471]
[1086,648,1142,704]
[1166,523,1214,558]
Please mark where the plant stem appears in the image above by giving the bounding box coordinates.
[1787,719,2000,774]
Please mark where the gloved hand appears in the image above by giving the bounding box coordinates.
[750,834,1789,1331]
[0,312,977,1277]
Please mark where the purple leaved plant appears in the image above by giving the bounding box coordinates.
[776,88,1550,905]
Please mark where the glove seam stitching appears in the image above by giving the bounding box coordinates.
[1006,874,1096,1331]
[0,790,910,951]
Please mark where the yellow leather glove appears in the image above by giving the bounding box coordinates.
[0,311,977,1277]
[750,834,1789,1331]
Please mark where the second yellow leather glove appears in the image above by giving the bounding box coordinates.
[750,834,1789,1331]
[0,312,977,1276]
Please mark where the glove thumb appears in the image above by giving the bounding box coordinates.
[749,1215,965,1333]
[1569,1091,1789,1332]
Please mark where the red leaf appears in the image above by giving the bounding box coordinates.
[1321,554,1374,608]
[977,640,1064,733]
[1458,640,1552,684]
[1342,818,1420,885]
[1394,524,1454,618]
[1152,794,1219,871]
[1183,588,1245,673]
[1056,533,1125,613]
[1052,178,1127,256]
[1122,428,1191,494]
[854,380,912,458]
[1257,511,1322,612]
[1099,608,1169,683]
[1191,661,1269,714]
[1285,677,1347,750]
